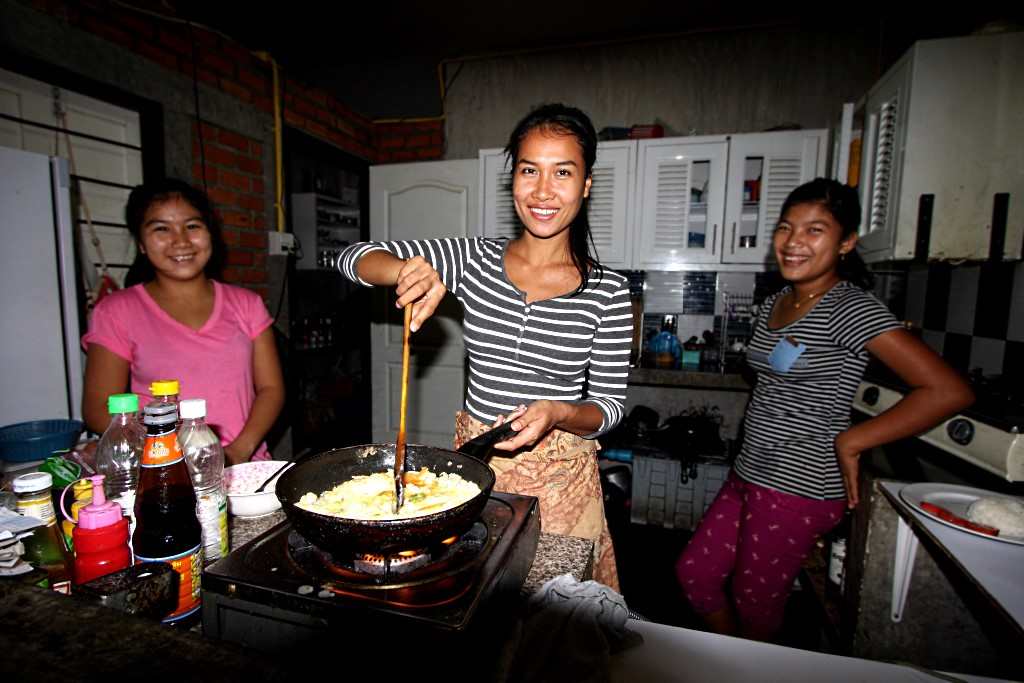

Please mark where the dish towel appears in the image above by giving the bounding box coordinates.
[506,574,643,683]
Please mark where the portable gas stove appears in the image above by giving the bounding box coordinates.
[202,492,540,661]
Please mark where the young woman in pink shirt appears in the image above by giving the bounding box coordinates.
[82,179,284,464]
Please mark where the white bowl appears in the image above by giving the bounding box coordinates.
[223,460,289,517]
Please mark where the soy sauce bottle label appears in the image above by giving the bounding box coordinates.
[141,432,182,466]
[136,544,202,622]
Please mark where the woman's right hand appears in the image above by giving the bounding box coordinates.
[395,256,447,332]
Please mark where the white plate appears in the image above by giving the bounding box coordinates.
[899,482,1024,546]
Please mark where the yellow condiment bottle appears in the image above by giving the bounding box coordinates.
[61,478,93,551]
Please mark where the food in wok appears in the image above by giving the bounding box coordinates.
[297,467,481,520]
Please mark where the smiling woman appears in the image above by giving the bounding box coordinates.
[674,178,974,643]
[335,104,633,590]
[81,179,284,465]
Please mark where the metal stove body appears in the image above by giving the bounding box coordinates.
[201,492,540,661]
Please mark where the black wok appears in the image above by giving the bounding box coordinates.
[275,423,516,556]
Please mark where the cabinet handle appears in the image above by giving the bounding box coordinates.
[731,222,737,254]
[711,224,718,254]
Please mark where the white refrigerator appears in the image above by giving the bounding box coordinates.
[0,145,83,425]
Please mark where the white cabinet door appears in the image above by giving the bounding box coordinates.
[722,130,828,265]
[635,137,728,268]
[478,148,517,239]
[588,140,634,270]
[369,159,478,447]
[478,142,634,270]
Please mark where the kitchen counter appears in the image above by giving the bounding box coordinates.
[878,481,1024,637]
[629,367,751,391]
[609,619,1012,682]
[1,510,594,681]
[841,476,1024,679]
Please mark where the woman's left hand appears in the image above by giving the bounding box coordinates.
[492,400,570,452]
[224,440,253,466]
[835,431,861,508]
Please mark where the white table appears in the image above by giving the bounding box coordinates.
[609,619,1010,682]
[879,481,1024,636]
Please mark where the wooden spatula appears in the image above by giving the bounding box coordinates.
[393,303,413,513]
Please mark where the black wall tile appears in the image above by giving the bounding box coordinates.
[941,332,972,375]
[973,262,1015,339]
[923,263,951,330]
[1003,340,1024,380]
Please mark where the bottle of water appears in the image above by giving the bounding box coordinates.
[94,393,145,536]
[178,398,228,565]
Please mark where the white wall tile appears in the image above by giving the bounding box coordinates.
[643,271,687,313]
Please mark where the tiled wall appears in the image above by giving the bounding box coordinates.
[641,270,758,345]
[638,261,1024,379]
[895,261,1024,378]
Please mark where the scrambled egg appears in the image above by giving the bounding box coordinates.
[296,467,481,520]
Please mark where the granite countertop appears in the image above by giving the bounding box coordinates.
[629,367,751,390]
[2,508,594,679]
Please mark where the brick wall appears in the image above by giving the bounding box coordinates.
[376,120,445,162]
[21,0,445,295]
[191,121,269,297]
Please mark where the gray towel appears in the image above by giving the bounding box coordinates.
[507,574,643,683]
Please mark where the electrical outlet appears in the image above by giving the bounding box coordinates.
[268,232,296,255]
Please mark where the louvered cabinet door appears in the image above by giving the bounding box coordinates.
[635,137,728,268]
[722,130,828,265]
[855,57,908,261]
[589,140,634,270]
[478,148,519,239]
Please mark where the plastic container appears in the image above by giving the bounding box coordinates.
[60,478,93,551]
[0,419,83,462]
[13,471,73,593]
[73,474,131,585]
[179,398,228,564]
[95,393,145,537]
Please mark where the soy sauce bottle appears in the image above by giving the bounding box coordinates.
[132,402,203,625]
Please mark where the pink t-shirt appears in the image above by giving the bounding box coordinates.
[82,281,274,459]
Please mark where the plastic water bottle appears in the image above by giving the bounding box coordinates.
[95,393,145,537]
[178,398,228,565]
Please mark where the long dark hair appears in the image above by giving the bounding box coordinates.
[504,103,603,294]
[777,178,874,290]
[123,178,226,287]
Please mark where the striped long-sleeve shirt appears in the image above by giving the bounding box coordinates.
[338,237,633,437]
[734,281,901,499]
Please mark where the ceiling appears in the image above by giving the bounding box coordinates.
[165,2,1021,118]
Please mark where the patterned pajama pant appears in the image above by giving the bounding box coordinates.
[675,472,845,640]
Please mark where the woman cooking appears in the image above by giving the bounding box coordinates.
[337,103,633,589]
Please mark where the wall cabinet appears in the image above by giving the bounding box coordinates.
[479,139,635,269]
[851,33,1024,262]
[479,129,826,271]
